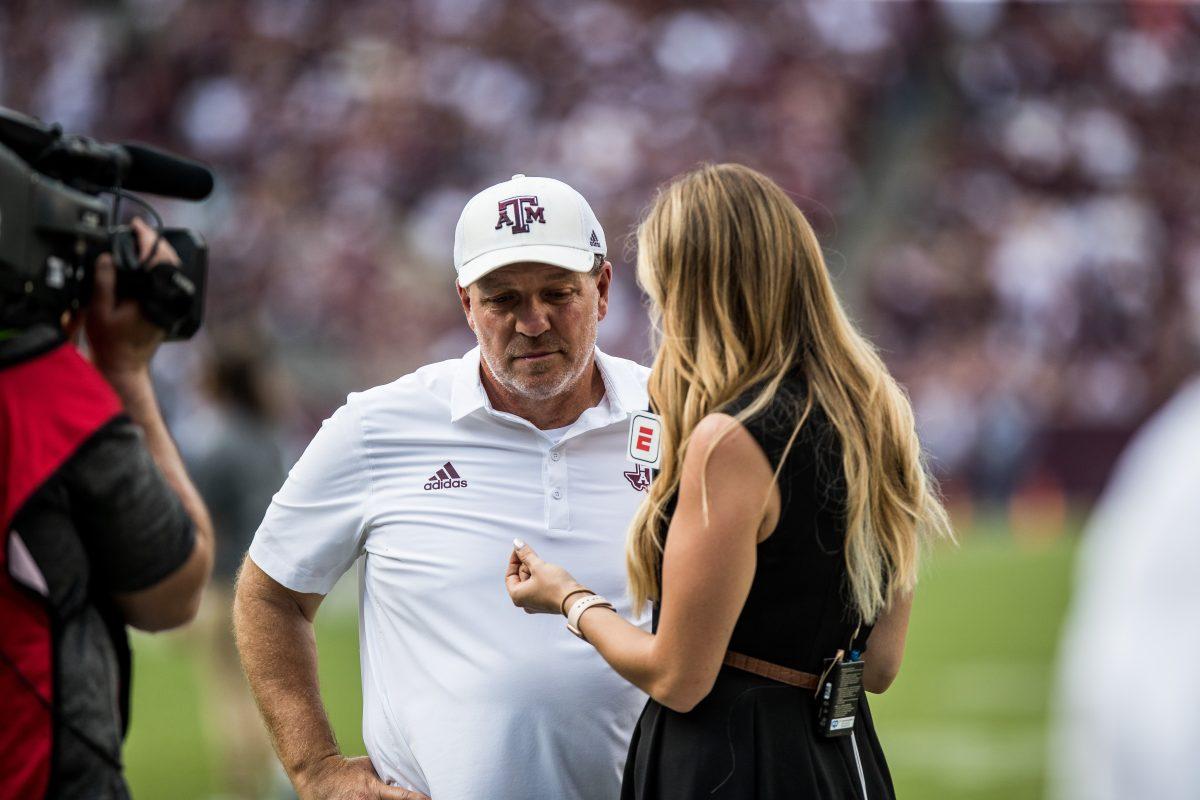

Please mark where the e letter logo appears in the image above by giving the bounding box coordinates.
[627,412,662,469]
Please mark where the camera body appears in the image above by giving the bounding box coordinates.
[0,106,211,339]
[103,226,207,340]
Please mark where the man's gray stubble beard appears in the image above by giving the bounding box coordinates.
[477,329,598,403]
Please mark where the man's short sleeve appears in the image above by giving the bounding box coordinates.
[66,418,195,593]
[248,397,370,595]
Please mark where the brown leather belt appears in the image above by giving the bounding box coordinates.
[723,650,819,691]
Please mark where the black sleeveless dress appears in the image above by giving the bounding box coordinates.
[620,378,896,800]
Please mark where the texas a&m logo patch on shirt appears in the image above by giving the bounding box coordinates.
[623,465,652,492]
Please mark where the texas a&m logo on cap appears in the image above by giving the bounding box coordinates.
[495,196,546,234]
[627,411,662,469]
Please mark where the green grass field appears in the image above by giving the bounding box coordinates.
[124,525,1078,799]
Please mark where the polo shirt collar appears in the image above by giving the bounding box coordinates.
[593,347,646,415]
[449,347,486,422]
[449,345,645,424]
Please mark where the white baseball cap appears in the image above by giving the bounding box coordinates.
[453,174,607,286]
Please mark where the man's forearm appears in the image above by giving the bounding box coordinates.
[105,368,213,548]
[233,570,340,789]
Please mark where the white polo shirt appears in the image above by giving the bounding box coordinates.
[249,347,652,800]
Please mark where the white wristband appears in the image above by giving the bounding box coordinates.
[566,594,614,640]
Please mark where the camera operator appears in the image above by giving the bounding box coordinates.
[0,217,214,800]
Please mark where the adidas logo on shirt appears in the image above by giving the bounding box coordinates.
[424,461,468,491]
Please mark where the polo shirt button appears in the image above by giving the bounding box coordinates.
[552,488,563,500]
[551,450,561,461]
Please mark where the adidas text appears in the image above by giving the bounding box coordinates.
[424,461,467,490]
[424,478,468,491]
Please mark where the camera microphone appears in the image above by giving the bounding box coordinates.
[119,143,214,201]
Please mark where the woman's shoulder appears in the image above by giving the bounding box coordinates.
[683,413,780,510]
[721,372,822,430]
[687,411,766,465]
[719,373,837,469]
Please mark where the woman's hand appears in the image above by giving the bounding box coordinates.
[505,539,586,615]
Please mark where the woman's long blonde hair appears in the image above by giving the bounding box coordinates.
[627,164,953,623]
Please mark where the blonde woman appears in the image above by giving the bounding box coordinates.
[506,164,952,799]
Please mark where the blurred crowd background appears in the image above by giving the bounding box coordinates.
[3,0,1197,515]
[3,2,1198,797]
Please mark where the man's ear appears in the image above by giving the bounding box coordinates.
[595,260,613,322]
[457,282,476,332]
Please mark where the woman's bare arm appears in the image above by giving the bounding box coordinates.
[510,413,776,713]
[862,590,913,693]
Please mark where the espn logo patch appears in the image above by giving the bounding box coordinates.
[627,412,662,469]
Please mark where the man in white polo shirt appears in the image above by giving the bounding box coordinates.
[234,175,651,800]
